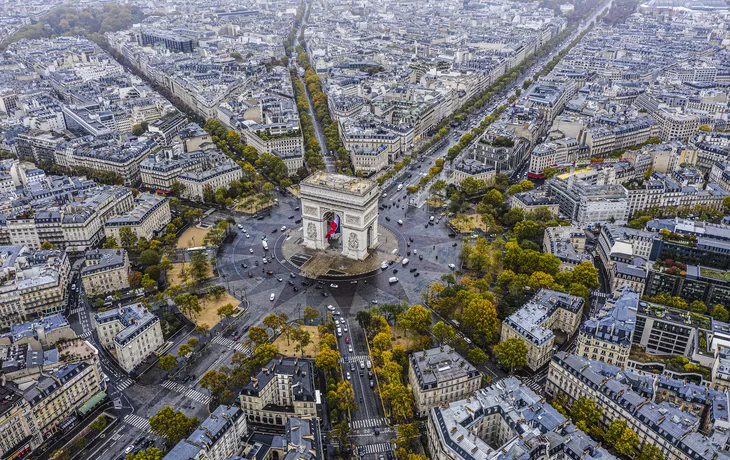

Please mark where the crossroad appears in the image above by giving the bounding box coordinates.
[351,417,387,429]
[124,414,151,432]
[116,378,134,392]
[161,380,212,405]
[212,336,252,356]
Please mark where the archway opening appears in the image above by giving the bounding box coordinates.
[323,211,342,251]
[366,225,372,248]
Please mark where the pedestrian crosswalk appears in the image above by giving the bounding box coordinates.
[340,354,370,364]
[522,378,542,393]
[80,330,92,339]
[361,443,393,454]
[116,378,133,391]
[351,417,387,429]
[124,414,150,432]
[162,380,187,392]
[70,307,84,315]
[161,380,212,405]
[212,336,252,356]
[113,398,122,410]
[591,290,608,299]
[185,388,212,405]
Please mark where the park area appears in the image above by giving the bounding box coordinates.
[167,262,213,286]
[450,213,486,233]
[176,226,210,249]
[391,324,420,351]
[236,194,273,213]
[272,325,321,358]
[193,291,240,329]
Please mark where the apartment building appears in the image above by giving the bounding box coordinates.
[633,301,712,363]
[499,289,584,371]
[350,146,389,175]
[547,178,629,226]
[511,189,560,216]
[576,287,638,368]
[273,150,304,177]
[178,160,243,202]
[547,352,730,460]
[407,345,480,416]
[147,113,188,146]
[542,225,591,271]
[450,159,496,190]
[15,130,68,164]
[68,137,158,186]
[0,360,104,459]
[140,150,202,191]
[239,357,318,429]
[104,193,171,242]
[80,249,130,297]
[164,405,247,460]
[241,124,304,157]
[94,302,164,373]
[0,246,70,326]
[527,137,579,178]
[428,376,617,460]
[654,109,701,141]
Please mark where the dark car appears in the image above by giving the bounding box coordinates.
[272,229,278,233]
[295,219,302,224]
[288,280,294,286]
[301,280,310,286]
[255,260,259,266]
[385,217,390,221]
[322,292,328,297]
[370,379,375,388]
[410,268,417,273]
[248,272,253,278]
[257,216,264,220]
[315,284,323,289]
[393,269,398,274]
[425,224,429,228]
[414,272,420,278]
[448,232,456,237]
[293,287,299,292]
[288,215,294,219]
[294,206,300,211]
[419,255,423,260]
[452,242,458,247]
[409,237,414,242]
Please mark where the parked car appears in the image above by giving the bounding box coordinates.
[270,293,275,301]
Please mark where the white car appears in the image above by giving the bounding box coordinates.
[263,258,268,264]
[330,283,338,288]
[237,224,243,229]
[348,345,353,353]
[327,305,335,311]
[245,233,250,238]
[448,263,456,269]
[346,372,351,380]
[281,226,287,232]
[270,293,275,301]
[249,248,254,253]
[343,325,349,333]
[413,249,417,255]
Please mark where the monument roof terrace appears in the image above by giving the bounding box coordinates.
[301,171,376,197]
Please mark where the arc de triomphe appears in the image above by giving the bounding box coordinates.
[299,172,379,260]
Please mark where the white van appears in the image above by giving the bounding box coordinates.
[397,184,403,191]
[429,216,435,222]
[388,277,399,284]
[397,219,403,225]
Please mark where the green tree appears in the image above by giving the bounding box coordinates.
[252,343,279,367]
[175,294,201,318]
[248,326,269,346]
[432,321,456,345]
[158,354,177,373]
[292,327,312,356]
[320,333,337,350]
[712,304,729,322]
[336,380,358,412]
[571,261,599,289]
[139,249,160,266]
[141,274,157,292]
[467,347,488,366]
[102,236,119,249]
[89,415,108,432]
[217,303,237,320]
[199,369,229,399]
[303,306,319,323]
[356,310,373,330]
[332,421,351,450]
[119,226,138,249]
[396,422,420,453]
[126,448,164,460]
[493,338,528,371]
[128,271,143,287]
[189,251,210,282]
[397,304,431,337]
[636,443,664,460]
[263,313,285,332]
[177,343,193,358]
[615,428,640,457]
[382,383,414,422]
[462,298,499,344]
[314,346,340,372]
[40,241,56,250]
[604,419,627,445]
[689,300,707,314]
[149,406,199,447]
[373,332,392,353]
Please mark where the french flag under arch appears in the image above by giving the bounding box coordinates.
[325,215,340,239]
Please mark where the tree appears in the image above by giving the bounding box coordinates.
[689,300,707,314]
[139,249,160,267]
[605,419,628,446]
[636,443,664,460]
[175,294,201,318]
[303,306,318,323]
[571,261,599,289]
[320,333,337,350]
[314,346,340,372]
[217,303,237,320]
[177,344,193,358]
[570,396,603,435]
[493,338,528,371]
[292,327,312,356]
[396,422,420,453]
[615,427,640,457]
[119,226,138,250]
[467,347,488,366]
[397,304,431,337]
[189,251,210,282]
[379,301,408,322]
[432,321,456,345]
[149,406,199,447]
[158,354,177,373]
[128,271,143,287]
[712,304,729,322]
[252,343,279,367]
[382,383,414,422]
[126,448,164,460]
[356,310,373,330]
[373,332,392,353]
[40,241,56,250]
[248,326,269,346]
[141,274,157,292]
[263,313,285,332]
[102,236,119,249]
[332,421,351,450]
[89,415,107,432]
[462,298,499,344]
[199,369,229,399]
[336,380,358,412]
